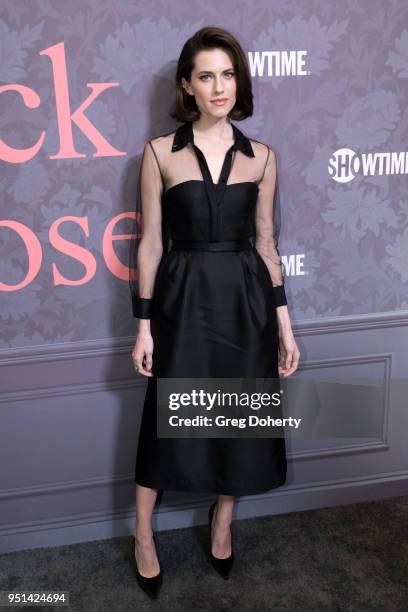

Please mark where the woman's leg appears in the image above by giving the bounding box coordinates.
[134,484,160,577]
[211,494,235,558]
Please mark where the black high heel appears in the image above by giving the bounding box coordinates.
[208,502,234,579]
[133,531,163,599]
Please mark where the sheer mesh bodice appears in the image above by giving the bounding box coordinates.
[129,120,286,317]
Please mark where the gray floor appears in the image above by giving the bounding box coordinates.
[1,495,407,611]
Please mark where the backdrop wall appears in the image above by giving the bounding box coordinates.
[1,0,407,553]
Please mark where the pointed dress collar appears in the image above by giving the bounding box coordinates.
[171,121,255,158]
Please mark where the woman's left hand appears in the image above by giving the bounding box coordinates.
[278,328,300,377]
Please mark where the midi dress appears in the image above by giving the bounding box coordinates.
[129,120,288,496]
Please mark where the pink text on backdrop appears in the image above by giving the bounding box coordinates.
[0,40,135,293]
[0,213,141,290]
[0,41,126,162]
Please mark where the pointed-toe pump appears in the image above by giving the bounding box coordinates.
[208,502,234,579]
[133,532,163,599]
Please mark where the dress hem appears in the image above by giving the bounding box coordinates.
[134,473,287,497]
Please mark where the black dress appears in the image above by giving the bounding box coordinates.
[129,120,288,496]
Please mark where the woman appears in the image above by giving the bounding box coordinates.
[129,26,300,598]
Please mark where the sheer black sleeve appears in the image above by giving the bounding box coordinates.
[254,146,287,307]
[129,140,164,318]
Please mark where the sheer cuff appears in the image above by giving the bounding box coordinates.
[273,285,287,307]
[133,297,153,319]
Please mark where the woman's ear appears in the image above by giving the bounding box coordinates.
[182,77,193,96]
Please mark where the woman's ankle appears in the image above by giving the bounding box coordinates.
[134,525,153,541]
[214,504,233,528]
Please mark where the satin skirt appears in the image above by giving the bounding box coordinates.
[135,245,287,495]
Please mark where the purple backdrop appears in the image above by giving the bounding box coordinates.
[1,0,407,554]
[1,0,407,347]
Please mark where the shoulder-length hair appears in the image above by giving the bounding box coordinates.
[170,26,254,123]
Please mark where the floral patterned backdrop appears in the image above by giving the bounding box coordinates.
[1,0,407,348]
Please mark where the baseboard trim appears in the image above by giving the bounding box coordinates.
[1,469,407,554]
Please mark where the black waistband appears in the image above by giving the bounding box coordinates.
[170,240,251,252]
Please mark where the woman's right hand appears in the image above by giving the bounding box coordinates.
[132,330,154,377]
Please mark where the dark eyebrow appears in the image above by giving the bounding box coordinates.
[197,69,234,75]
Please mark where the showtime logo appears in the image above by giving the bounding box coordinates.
[248,51,309,76]
[282,254,306,277]
[328,148,408,183]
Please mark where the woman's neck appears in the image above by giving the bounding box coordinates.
[192,117,233,143]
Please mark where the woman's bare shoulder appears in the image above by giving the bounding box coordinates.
[248,136,273,155]
[149,129,176,149]
[246,136,275,163]
[146,131,177,168]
